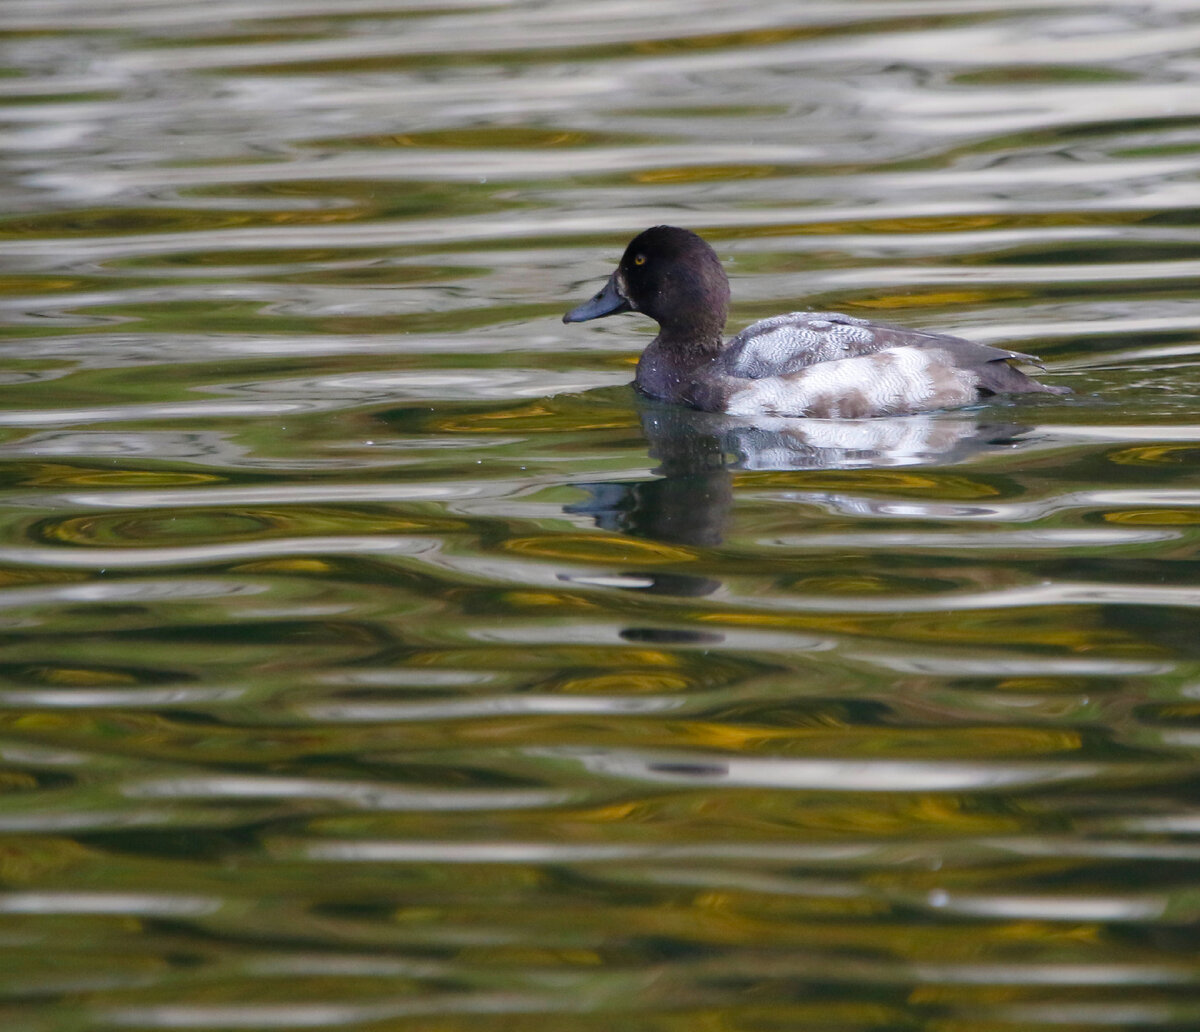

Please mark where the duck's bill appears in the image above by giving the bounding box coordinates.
[563,272,631,323]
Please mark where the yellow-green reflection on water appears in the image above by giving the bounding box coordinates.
[0,0,1199,1030]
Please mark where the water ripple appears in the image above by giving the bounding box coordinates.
[3,0,1200,1027]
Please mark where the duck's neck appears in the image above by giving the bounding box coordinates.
[635,330,725,403]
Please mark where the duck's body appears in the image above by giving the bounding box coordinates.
[563,226,1067,418]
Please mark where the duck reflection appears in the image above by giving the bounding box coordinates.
[569,397,1029,550]
[563,399,1030,631]
[567,409,733,550]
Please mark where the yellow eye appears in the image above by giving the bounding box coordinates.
[633,254,646,266]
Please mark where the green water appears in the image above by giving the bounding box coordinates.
[1,0,1199,1029]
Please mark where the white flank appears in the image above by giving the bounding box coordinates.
[725,347,972,418]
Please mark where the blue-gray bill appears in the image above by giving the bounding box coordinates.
[563,273,630,323]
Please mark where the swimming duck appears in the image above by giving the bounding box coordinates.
[563,226,1068,418]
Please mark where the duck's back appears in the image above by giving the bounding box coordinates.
[724,312,887,377]
[728,311,1003,372]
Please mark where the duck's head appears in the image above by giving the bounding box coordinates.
[563,226,731,344]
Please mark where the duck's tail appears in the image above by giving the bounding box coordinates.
[978,355,1071,396]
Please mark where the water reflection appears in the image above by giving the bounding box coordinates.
[3,0,1200,1028]
[565,400,1044,644]
[570,398,1039,550]
[553,746,1109,792]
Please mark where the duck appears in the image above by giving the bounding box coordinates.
[563,225,1068,418]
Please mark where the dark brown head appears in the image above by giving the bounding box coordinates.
[563,226,731,346]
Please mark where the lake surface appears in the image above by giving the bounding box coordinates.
[2,0,1200,1028]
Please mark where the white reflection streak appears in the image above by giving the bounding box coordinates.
[625,866,864,900]
[0,743,89,765]
[218,367,624,402]
[0,536,439,569]
[248,955,444,978]
[99,992,556,1028]
[0,0,510,31]
[836,257,1200,288]
[0,400,328,427]
[0,580,262,609]
[470,621,833,652]
[995,1003,1191,1024]
[580,748,1099,792]
[970,314,1200,350]
[867,654,1174,676]
[100,1003,372,1029]
[321,669,499,688]
[49,481,501,510]
[925,890,1166,921]
[125,776,568,812]
[304,835,1200,866]
[1045,424,1200,442]
[0,811,179,832]
[1121,814,1200,833]
[0,892,218,916]
[802,485,1200,522]
[306,841,880,863]
[0,687,245,708]
[301,694,682,722]
[730,580,1200,614]
[764,528,1177,549]
[984,835,1200,861]
[557,749,1103,791]
[909,962,1196,987]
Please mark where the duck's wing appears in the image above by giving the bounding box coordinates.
[724,311,1047,379]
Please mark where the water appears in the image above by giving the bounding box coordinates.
[1,0,1200,1028]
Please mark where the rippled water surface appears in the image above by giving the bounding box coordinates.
[2,0,1200,1028]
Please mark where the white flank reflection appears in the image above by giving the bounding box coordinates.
[546,747,1106,791]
